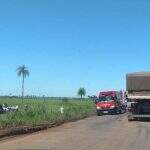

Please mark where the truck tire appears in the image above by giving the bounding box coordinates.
[97,111,102,116]
[128,115,134,121]
[128,117,133,121]
[119,109,122,114]
[98,112,103,116]
[111,108,118,115]
[115,108,120,114]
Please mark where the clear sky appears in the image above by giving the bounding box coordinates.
[0,0,150,97]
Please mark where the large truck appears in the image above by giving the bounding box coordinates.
[127,72,150,121]
[96,91,126,116]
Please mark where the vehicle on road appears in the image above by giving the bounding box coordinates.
[127,72,150,121]
[96,91,126,116]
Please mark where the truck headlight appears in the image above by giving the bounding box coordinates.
[97,106,101,110]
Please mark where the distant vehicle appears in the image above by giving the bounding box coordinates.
[0,105,5,114]
[96,91,126,116]
[0,104,18,114]
[127,72,150,121]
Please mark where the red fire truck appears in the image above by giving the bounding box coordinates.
[96,91,126,116]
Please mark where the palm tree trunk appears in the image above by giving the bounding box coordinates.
[81,94,83,101]
[22,75,25,102]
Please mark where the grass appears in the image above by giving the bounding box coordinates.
[0,98,95,129]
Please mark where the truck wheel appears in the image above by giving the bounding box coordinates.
[112,108,118,115]
[128,118,133,121]
[116,108,120,114]
[119,109,122,114]
[128,115,133,121]
[97,111,102,116]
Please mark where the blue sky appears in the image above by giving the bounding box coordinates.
[0,0,150,97]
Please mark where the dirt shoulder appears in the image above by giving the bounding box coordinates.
[1,114,150,150]
[0,114,95,141]
[0,114,135,150]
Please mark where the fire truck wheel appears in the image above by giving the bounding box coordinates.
[97,111,102,116]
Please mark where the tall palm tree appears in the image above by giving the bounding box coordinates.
[77,88,86,101]
[17,65,29,101]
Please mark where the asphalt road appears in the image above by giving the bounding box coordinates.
[1,114,150,150]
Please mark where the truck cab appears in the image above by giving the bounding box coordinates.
[96,91,125,116]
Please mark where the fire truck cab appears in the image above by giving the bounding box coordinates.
[96,91,125,116]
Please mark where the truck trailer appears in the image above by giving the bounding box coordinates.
[127,72,150,121]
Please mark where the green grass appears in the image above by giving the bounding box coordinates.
[0,98,95,129]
